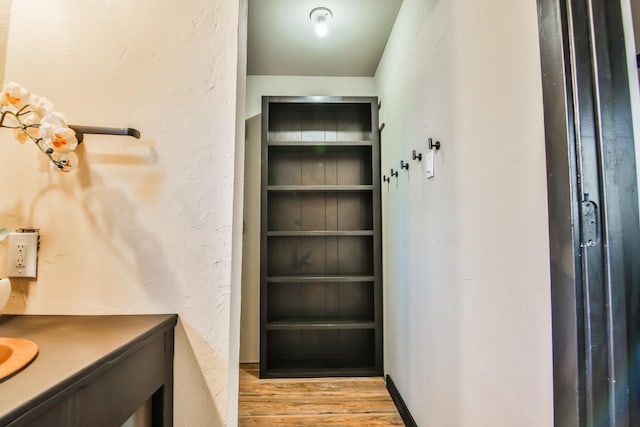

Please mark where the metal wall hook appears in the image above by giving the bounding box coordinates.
[412,150,422,161]
[400,160,409,170]
[390,169,398,178]
[428,138,441,151]
[383,175,390,183]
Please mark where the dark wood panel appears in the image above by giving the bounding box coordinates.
[268,146,372,186]
[268,140,372,146]
[267,282,375,322]
[71,334,165,426]
[268,192,373,232]
[267,231,374,237]
[266,275,375,283]
[266,321,376,330]
[267,102,372,142]
[266,330,375,371]
[266,236,374,276]
[267,185,373,191]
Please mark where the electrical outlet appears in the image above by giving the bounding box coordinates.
[8,232,38,278]
[16,242,26,267]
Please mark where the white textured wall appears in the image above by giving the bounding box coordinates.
[228,0,248,422]
[240,75,376,362]
[0,1,244,425]
[630,0,640,48]
[0,0,9,84]
[375,0,553,425]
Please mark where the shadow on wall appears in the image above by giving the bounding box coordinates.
[239,114,261,363]
[1,136,227,424]
[1,138,178,312]
[174,320,224,426]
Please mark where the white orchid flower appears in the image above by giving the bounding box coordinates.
[1,82,30,109]
[28,94,54,120]
[40,112,78,153]
[0,82,80,171]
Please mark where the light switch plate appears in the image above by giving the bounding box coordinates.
[7,232,38,278]
[425,149,435,179]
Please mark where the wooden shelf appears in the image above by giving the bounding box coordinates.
[267,230,374,237]
[261,96,382,379]
[266,275,375,283]
[266,319,375,330]
[268,140,373,146]
[268,185,373,192]
[263,366,378,379]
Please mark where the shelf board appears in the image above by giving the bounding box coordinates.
[267,230,374,237]
[262,366,378,378]
[267,275,375,283]
[267,185,373,192]
[267,319,375,330]
[268,140,372,147]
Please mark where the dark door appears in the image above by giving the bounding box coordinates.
[537,0,640,426]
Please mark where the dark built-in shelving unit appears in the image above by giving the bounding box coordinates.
[260,96,382,378]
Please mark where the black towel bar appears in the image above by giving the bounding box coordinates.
[69,125,141,143]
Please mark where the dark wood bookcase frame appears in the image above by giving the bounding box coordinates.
[260,96,382,378]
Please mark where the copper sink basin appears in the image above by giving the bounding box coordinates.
[0,338,38,382]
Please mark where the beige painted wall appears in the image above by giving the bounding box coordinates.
[228,0,248,422]
[375,0,553,425]
[0,1,245,425]
[240,75,376,362]
[0,0,9,84]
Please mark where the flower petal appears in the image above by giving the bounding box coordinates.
[51,127,78,152]
[28,94,53,119]
[1,82,30,108]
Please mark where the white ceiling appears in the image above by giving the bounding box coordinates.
[247,0,403,77]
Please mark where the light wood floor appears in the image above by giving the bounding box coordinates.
[238,364,404,426]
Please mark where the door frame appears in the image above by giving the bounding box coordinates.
[537,0,640,425]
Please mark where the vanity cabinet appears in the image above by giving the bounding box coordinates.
[260,96,382,378]
[0,314,177,427]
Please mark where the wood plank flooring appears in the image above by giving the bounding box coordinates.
[238,364,404,426]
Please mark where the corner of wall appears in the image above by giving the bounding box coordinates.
[227,0,249,424]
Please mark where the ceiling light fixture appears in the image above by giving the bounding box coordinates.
[310,7,332,38]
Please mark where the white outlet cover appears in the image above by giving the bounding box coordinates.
[7,232,38,278]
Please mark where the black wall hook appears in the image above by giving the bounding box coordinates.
[400,160,409,170]
[412,150,422,161]
[390,169,398,178]
[383,175,390,183]
[428,138,441,151]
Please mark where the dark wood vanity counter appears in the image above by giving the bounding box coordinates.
[0,314,178,426]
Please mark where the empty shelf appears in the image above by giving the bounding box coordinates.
[267,185,373,192]
[266,275,375,283]
[268,140,373,146]
[266,319,375,330]
[266,230,374,237]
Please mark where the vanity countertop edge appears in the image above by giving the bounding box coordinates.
[0,314,178,426]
